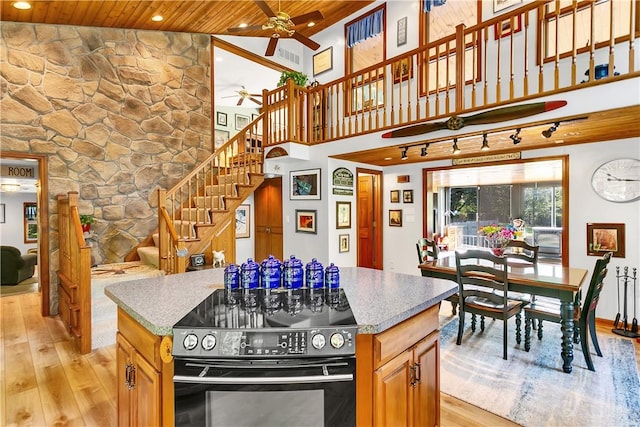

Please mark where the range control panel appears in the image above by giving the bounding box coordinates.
[172,327,357,358]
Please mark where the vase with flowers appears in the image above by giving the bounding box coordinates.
[478,224,518,256]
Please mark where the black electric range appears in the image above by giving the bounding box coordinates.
[172,287,358,359]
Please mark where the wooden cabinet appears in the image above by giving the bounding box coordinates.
[357,304,440,427]
[116,309,174,427]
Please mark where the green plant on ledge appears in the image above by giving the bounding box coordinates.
[79,214,96,226]
[277,70,309,87]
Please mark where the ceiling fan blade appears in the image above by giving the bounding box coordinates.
[249,97,263,105]
[381,101,568,138]
[227,24,265,33]
[265,37,278,56]
[291,31,320,51]
[255,0,276,17]
[290,10,324,26]
[237,98,244,106]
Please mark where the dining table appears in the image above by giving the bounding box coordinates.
[419,249,589,373]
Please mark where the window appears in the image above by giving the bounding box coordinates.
[541,0,639,62]
[419,0,481,92]
[345,5,386,113]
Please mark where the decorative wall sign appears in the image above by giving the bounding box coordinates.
[313,47,333,76]
[295,210,317,234]
[452,152,521,166]
[333,188,354,196]
[397,175,410,183]
[587,223,625,258]
[336,201,351,229]
[397,16,407,46]
[290,168,321,200]
[332,167,354,187]
[236,204,250,238]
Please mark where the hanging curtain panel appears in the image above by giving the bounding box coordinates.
[346,9,384,47]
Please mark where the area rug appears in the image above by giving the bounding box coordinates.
[439,316,640,427]
[0,277,38,297]
[91,261,164,349]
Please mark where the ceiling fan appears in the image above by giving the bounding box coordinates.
[227,0,323,56]
[222,86,263,106]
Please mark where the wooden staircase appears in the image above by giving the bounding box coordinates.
[131,117,265,274]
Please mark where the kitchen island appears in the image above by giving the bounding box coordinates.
[105,267,457,426]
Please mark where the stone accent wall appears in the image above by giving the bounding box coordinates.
[0,22,211,312]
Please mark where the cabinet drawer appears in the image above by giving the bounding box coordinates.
[118,308,162,370]
[373,305,438,369]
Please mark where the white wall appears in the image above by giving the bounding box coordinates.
[0,192,38,254]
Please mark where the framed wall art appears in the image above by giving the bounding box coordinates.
[24,202,37,243]
[494,15,522,39]
[390,190,400,203]
[0,203,5,223]
[295,209,317,234]
[313,47,333,76]
[339,234,350,253]
[235,114,250,130]
[397,16,407,46]
[336,201,351,229]
[235,204,250,238]
[403,190,414,203]
[389,209,403,227]
[393,57,413,83]
[216,111,227,126]
[586,223,625,258]
[290,168,321,200]
[493,0,522,13]
[214,129,229,150]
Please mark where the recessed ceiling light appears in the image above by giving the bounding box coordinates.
[152,15,164,22]
[384,157,392,161]
[307,22,315,27]
[13,2,32,10]
[239,23,248,28]
[215,57,223,62]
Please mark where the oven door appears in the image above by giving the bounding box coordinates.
[174,356,356,427]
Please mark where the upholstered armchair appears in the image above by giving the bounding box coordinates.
[1,246,37,285]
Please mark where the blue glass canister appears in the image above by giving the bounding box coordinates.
[306,258,324,289]
[260,255,282,289]
[224,263,239,289]
[283,255,304,289]
[240,258,260,289]
[324,263,340,289]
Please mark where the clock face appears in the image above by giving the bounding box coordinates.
[590,158,640,203]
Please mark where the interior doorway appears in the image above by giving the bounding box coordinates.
[356,168,383,269]
[0,152,50,316]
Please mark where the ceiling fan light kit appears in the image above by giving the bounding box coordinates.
[227,0,324,56]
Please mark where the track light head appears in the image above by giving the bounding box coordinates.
[542,122,560,138]
[510,128,522,145]
[452,138,460,155]
[481,133,490,151]
[420,144,429,157]
[400,147,408,160]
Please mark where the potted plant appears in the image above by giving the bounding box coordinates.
[80,214,96,233]
[277,70,309,87]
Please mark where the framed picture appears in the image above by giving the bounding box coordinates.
[586,223,625,258]
[290,168,321,200]
[235,204,250,238]
[336,201,351,229]
[339,234,350,253]
[235,114,250,130]
[393,57,413,84]
[493,0,522,13]
[313,46,333,77]
[216,111,227,126]
[390,190,400,203]
[389,209,403,227]
[295,209,317,234]
[24,202,37,243]
[0,203,5,223]
[403,190,414,203]
[397,16,407,46]
[214,129,229,150]
[494,15,522,39]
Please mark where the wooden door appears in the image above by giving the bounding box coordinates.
[357,169,382,269]
[373,351,413,426]
[255,177,283,262]
[413,332,440,427]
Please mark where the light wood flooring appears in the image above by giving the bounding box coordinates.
[1,292,639,426]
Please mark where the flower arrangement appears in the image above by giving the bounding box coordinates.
[479,224,519,255]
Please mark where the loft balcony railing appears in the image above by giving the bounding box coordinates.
[261,0,639,148]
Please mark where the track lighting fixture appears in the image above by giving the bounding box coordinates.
[510,128,522,145]
[452,138,460,154]
[420,144,429,157]
[481,133,490,151]
[542,122,560,138]
[401,147,408,160]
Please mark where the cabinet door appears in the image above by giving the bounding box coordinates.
[413,332,440,427]
[132,351,161,427]
[373,350,413,427]
[117,333,133,427]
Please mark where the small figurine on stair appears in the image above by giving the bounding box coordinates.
[213,250,226,268]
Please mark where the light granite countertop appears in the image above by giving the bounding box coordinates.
[104,267,457,336]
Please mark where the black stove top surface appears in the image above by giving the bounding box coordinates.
[174,287,356,331]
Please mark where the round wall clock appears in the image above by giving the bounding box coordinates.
[590,158,640,203]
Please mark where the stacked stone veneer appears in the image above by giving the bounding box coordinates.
[0,22,212,313]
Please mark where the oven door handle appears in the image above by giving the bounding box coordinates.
[174,373,353,385]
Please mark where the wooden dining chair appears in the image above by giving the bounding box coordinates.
[524,252,612,371]
[505,239,540,314]
[417,238,460,314]
[455,249,527,360]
